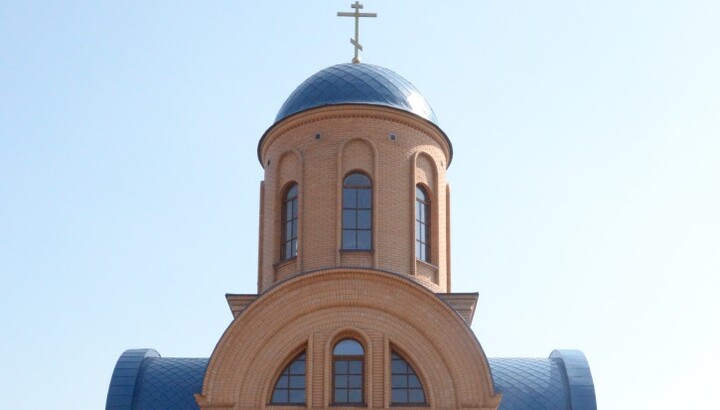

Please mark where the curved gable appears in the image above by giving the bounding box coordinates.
[197,268,500,409]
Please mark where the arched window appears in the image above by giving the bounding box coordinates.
[281,183,299,260]
[391,352,426,405]
[342,173,372,250]
[270,352,306,405]
[333,339,365,404]
[415,186,430,262]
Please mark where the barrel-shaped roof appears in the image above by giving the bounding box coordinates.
[106,349,596,409]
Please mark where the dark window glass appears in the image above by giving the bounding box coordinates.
[343,210,356,228]
[334,339,365,355]
[357,189,371,208]
[333,339,364,405]
[344,173,369,185]
[357,210,371,229]
[415,186,430,262]
[343,189,357,208]
[271,352,306,405]
[391,352,426,405]
[357,231,371,250]
[282,184,299,260]
[343,231,356,249]
[342,173,372,250]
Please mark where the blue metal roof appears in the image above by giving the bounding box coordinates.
[489,358,570,409]
[274,63,438,125]
[106,349,207,410]
[489,350,597,410]
[134,357,208,409]
[549,350,597,409]
[106,349,596,410]
[106,349,161,409]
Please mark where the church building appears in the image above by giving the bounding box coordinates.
[105,4,597,409]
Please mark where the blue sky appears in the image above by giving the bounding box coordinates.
[1,1,719,409]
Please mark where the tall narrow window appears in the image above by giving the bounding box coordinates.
[415,186,430,262]
[271,352,306,405]
[391,352,426,405]
[333,339,365,405]
[342,173,372,250]
[282,183,299,260]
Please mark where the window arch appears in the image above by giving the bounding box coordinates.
[281,183,299,260]
[270,352,306,405]
[390,351,426,405]
[342,173,372,250]
[332,339,365,404]
[415,186,430,262]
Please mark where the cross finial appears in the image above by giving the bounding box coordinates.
[337,1,377,64]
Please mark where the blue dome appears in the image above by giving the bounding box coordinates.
[275,63,438,125]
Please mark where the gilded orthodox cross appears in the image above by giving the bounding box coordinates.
[337,1,377,64]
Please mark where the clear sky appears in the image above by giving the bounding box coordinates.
[1,1,719,409]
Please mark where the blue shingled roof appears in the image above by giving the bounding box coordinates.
[134,357,208,409]
[106,349,596,410]
[489,358,570,409]
[489,350,597,410]
[274,63,438,125]
[106,350,207,410]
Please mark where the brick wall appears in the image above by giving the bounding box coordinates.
[257,105,452,293]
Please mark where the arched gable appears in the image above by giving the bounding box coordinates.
[196,269,500,410]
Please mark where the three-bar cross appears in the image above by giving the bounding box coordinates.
[337,1,377,64]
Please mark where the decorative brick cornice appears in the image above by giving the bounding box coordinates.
[258,105,452,168]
